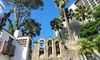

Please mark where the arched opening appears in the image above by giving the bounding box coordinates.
[55,41,60,56]
[48,40,52,56]
[39,40,44,56]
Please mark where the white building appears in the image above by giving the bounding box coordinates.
[74,0,100,9]
[0,29,31,60]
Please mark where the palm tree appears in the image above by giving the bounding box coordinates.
[54,0,75,40]
[50,18,64,39]
[74,5,92,24]
[21,18,41,39]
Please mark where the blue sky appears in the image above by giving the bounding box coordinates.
[0,0,75,42]
[32,0,75,41]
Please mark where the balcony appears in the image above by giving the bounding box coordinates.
[0,40,16,56]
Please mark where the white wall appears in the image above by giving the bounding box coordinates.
[68,3,77,10]
[11,37,30,60]
[0,29,30,60]
[11,39,23,60]
[0,29,10,41]
[0,29,15,41]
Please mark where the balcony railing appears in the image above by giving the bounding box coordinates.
[0,40,16,56]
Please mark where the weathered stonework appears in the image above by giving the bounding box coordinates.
[32,38,79,60]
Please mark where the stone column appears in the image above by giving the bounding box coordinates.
[52,41,56,58]
[32,42,39,60]
[44,41,48,60]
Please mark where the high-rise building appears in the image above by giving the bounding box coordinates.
[74,0,100,9]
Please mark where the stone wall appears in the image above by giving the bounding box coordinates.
[32,38,79,60]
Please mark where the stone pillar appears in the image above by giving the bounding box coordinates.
[52,41,56,58]
[32,42,39,60]
[44,41,48,60]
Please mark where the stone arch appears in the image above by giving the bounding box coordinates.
[39,40,44,56]
[48,40,52,56]
[55,41,60,56]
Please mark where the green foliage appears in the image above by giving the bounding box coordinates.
[78,38,94,54]
[3,0,44,30]
[54,0,69,7]
[50,18,64,39]
[78,5,100,57]
[50,18,64,31]
[74,5,92,23]
[93,5,100,20]
[93,35,100,52]
[21,18,41,38]
[79,19,100,40]
[3,0,44,10]
[8,19,14,35]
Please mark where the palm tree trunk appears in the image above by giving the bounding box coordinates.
[61,8,75,40]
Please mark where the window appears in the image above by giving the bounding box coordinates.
[39,40,44,56]
[48,40,52,56]
[55,41,60,56]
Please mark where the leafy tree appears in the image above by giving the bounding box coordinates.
[78,5,100,40]
[54,0,75,40]
[78,5,100,59]
[93,5,100,20]
[8,18,14,35]
[79,20,100,40]
[0,12,11,30]
[3,0,44,30]
[50,18,64,39]
[74,5,92,24]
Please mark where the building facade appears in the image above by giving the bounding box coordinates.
[0,29,31,60]
[74,0,100,9]
[32,38,79,60]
